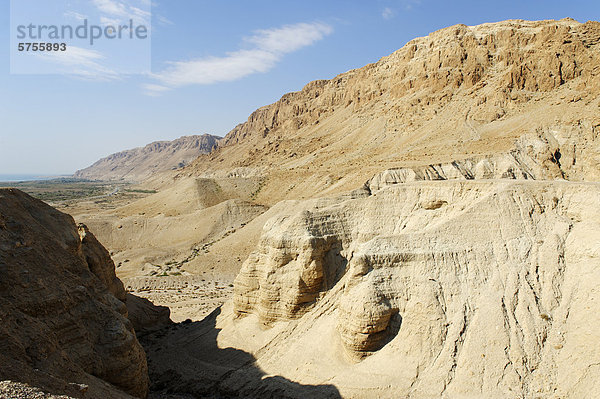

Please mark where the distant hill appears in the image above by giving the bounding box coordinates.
[74,134,221,181]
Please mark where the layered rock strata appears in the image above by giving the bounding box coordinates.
[232,180,600,397]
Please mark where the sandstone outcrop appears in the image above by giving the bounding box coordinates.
[0,189,148,398]
[74,134,221,182]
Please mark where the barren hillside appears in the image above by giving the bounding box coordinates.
[162,18,600,203]
[76,18,600,285]
[74,134,221,182]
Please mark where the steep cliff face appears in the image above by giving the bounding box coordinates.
[177,19,600,203]
[231,180,600,398]
[221,19,597,145]
[0,189,148,398]
[74,134,221,182]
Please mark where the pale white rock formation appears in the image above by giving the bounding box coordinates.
[366,132,566,192]
[229,180,600,398]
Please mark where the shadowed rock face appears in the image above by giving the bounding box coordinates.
[0,189,148,398]
[77,223,127,302]
[140,308,342,399]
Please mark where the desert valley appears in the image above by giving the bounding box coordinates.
[2,18,600,398]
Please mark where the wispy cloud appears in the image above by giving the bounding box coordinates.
[92,0,150,25]
[130,6,151,21]
[92,0,128,17]
[156,14,174,26]
[141,83,171,96]
[144,22,332,95]
[382,7,396,20]
[380,0,422,19]
[38,47,119,81]
[64,11,87,21]
[401,0,422,11]
[100,16,120,26]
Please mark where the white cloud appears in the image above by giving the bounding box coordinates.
[64,11,87,21]
[382,7,395,20]
[244,23,333,54]
[156,15,173,26]
[100,16,120,26]
[141,83,170,96]
[151,49,279,87]
[145,22,332,94]
[38,47,119,81]
[92,0,150,25]
[92,0,128,17]
[130,6,151,20]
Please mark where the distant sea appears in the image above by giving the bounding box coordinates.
[0,174,69,183]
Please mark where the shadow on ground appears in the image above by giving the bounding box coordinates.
[140,307,341,399]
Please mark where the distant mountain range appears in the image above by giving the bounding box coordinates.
[74,134,221,181]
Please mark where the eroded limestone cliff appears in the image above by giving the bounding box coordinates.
[175,18,600,204]
[230,180,600,398]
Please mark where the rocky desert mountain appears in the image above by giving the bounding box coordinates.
[5,17,600,399]
[165,18,599,201]
[74,134,221,182]
[0,188,170,398]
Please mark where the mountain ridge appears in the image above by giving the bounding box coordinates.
[74,134,221,182]
[164,18,600,203]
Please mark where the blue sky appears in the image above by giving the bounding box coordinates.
[1,0,598,175]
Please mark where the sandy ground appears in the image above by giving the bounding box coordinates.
[124,275,234,322]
